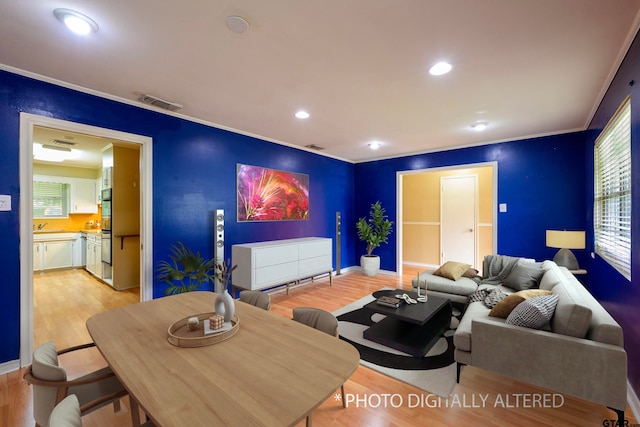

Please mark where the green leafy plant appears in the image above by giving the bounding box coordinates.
[356,201,394,256]
[157,242,216,295]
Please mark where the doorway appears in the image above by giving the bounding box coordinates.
[19,113,153,366]
[396,162,497,277]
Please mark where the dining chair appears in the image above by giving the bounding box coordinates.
[49,394,155,427]
[239,290,271,310]
[23,341,136,427]
[292,307,346,427]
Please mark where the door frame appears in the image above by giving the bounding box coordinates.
[396,161,497,277]
[440,174,478,266]
[19,113,153,366]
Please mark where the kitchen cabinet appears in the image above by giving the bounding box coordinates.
[71,178,98,214]
[73,233,86,267]
[85,234,102,278]
[33,243,43,271]
[95,177,102,204]
[33,232,78,271]
[43,241,73,269]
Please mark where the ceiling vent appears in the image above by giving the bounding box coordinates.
[305,144,325,151]
[137,94,183,111]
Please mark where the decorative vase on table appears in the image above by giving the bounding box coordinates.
[215,289,235,322]
[215,258,238,322]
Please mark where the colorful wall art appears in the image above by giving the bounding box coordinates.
[237,164,309,221]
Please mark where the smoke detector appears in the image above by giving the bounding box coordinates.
[226,15,249,33]
[137,94,183,111]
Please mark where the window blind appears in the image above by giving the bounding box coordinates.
[33,181,70,218]
[594,98,631,280]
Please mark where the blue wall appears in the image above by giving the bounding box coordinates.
[0,70,355,363]
[584,29,640,394]
[354,132,587,271]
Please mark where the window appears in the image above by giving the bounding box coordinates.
[594,97,631,280]
[33,180,70,218]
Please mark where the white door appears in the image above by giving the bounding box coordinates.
[441,175,477,267]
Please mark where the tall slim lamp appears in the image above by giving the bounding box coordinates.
[546,230,585,270]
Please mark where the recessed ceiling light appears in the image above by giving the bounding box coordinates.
[471,121,489,131]
[368,141,382,150]
[54,8,99,35]
[226,15,249,33]
[429,61,452,76]
[295,110,310,119]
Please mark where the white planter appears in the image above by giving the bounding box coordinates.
[361,255,380,276]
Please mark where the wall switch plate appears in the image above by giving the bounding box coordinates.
[499,203,507,212]
[0,195,11,211]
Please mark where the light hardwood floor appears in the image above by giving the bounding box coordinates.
[2,266,636,426]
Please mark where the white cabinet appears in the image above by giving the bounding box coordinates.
[43,241,73,269]
[33,243,43,271]
[33,233,78,271]
[95,178,102,204]
[85,234,102,278]
[232,237,332,292]
[71,178,98,213]
[73,233,86,267]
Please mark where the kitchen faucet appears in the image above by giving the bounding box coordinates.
[37,222,48,230]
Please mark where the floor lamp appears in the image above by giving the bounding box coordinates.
[546,230,585,270]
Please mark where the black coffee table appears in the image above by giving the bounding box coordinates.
[363,289,452,358]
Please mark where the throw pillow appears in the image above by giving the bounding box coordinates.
[488,289,553,318]
[483,288,508,308]
[505,294,560,329]
[467,288,489,304]
[503,263,545,291]
[433,261,471,281]
[462,268,480,278]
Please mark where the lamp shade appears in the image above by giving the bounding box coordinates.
[546,230,585,249]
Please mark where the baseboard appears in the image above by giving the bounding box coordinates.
[0,359,21,375]
[403,261,439,269]
[628,380,640,421]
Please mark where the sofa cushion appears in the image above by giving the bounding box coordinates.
[454,301,500,352]
[505,294,559,329]
[433,261,472,281]
[503,263,545,291]
[549,280,593,338]
[489,289,553,318]
[412,271,478,297]
[462,268,480,278]
[539,263,564,290]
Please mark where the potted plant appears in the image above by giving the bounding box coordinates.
[356,201,394,276]
[157,241,216,295]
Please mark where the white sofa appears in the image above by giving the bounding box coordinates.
[412,257,628,425]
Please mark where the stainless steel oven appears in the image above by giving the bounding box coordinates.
[101,232,111,265]
[101,188,111,233]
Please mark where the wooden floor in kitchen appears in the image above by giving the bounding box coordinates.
[1,266,636,426]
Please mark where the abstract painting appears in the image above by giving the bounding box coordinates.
[237,164,309,221]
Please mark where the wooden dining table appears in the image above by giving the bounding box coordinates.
[86,291,359,427]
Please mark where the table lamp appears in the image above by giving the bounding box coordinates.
[546,230,585,270]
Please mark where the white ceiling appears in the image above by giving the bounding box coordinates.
[2,0,640,164]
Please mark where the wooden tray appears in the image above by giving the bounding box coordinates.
[168,312,239,347]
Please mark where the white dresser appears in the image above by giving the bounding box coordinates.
[232,237,332,293]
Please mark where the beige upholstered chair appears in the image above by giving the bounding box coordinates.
[292,307,346,426]
[49,394,154,427]
[239,290,271,310]
[24,341,131,427]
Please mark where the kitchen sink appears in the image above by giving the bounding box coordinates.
[33,229,65,233]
